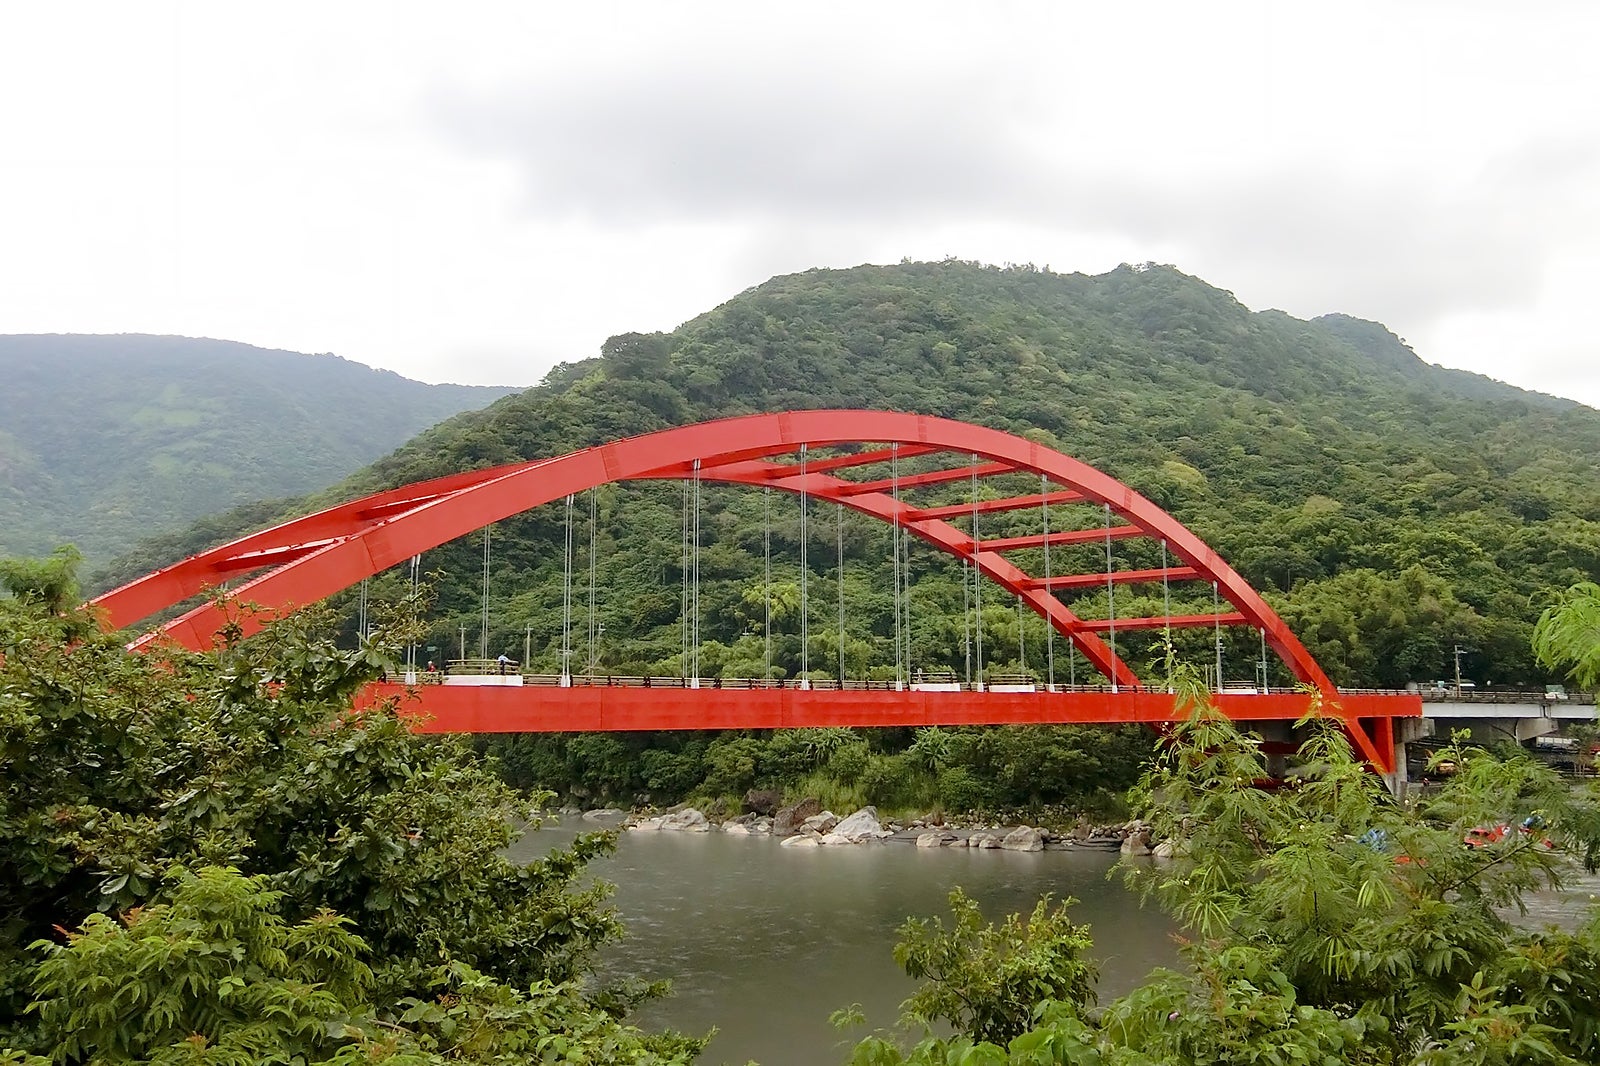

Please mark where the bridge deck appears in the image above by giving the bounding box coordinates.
[358,681,1419,734]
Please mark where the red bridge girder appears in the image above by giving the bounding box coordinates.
[91,410,1413,768]
[358,683,1414,740]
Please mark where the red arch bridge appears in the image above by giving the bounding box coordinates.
[92,410,1419,774]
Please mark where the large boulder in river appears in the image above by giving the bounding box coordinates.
[967,831,1002,849]
[916,831,957,847]
[1121,825,1155,855]
[801,811,840,835]
[780,833,821,848]
[772,797,822,837]
[1151,839,1182,859]
[743,789,782,816]
[658,808,711,832]
[831,807,885,841]
[1001,826,1046,852]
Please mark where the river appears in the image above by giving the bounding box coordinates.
[510,822,1180,1066]
[511,819,1600,1066]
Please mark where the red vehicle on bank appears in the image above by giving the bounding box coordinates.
[1464,816,1553,849]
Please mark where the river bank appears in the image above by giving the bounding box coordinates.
[579,798,1166,855]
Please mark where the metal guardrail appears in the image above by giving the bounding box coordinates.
[1337,687,1595,705]
[387,669,1593,703]
[390,673,1395,695]
[443,657,519,675]
[1420,689,1594,705]
[396,669,1158,692]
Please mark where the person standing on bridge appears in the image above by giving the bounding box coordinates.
[497,653,510,675]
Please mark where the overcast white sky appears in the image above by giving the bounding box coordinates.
[2,2,1597,407]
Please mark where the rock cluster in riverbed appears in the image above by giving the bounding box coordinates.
[605,801,1180,854]
[631,807,712,832]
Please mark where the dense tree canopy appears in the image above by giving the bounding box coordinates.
[845,679,1600,1065]
[0,558,699,1062]
[489,722,1153,816]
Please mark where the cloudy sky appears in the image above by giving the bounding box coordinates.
[3,2,1597,407]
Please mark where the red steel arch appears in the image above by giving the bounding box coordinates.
[92,410,1387,760]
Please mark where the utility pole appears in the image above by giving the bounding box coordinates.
[525,626,533,672]
[1453,644,1466,697]
[459,625,467,663]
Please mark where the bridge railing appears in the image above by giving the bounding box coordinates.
[382,671,1402,696]
[1415,689,1595,706]
[419,658,522,674]
[1333,686,1596,705]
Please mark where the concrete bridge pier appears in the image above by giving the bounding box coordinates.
[1384,716,1434,797]
[1251,719,1296,779]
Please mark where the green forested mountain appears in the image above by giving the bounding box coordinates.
[97,263,1600,695]
[0,334,518,563]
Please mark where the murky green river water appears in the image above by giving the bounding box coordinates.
[510,823,1179,1065]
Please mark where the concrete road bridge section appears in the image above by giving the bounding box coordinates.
[1412,689,1596,747]
[90,410,1419,776]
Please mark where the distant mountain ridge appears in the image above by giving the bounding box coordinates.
[0,334,519,563]
[1310,313,1579,408]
